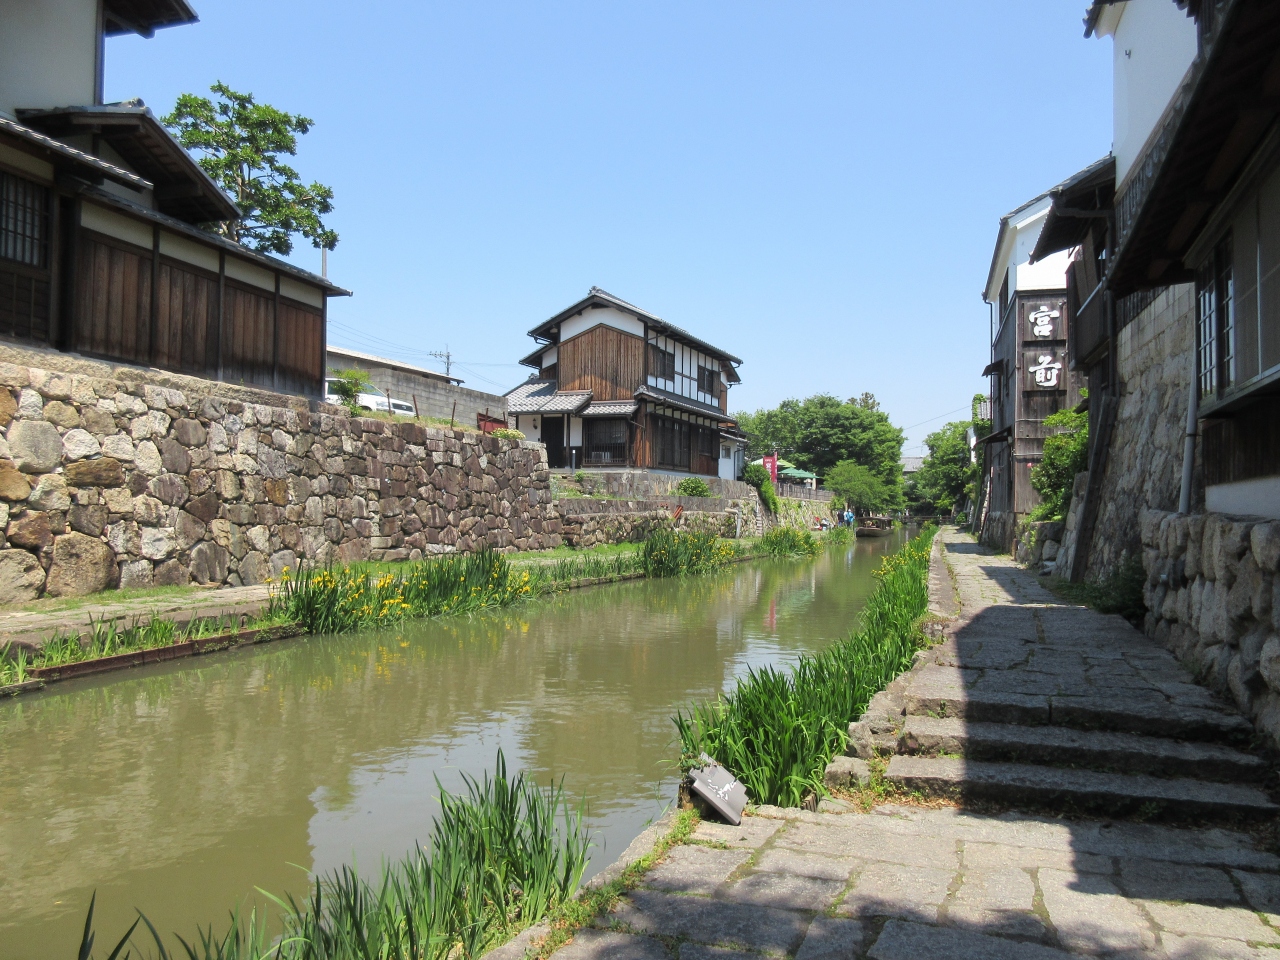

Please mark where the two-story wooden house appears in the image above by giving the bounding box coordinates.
[977,189,1083,549]
[505,288,745,478]
[0,0,348,398]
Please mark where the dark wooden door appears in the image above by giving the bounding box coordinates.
[542,416,565,468]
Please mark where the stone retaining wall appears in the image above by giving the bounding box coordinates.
[557,496,755,548]
[1141,508,1280,746]
[0,359,560,602]
[771,495,837,533]
[577,470,755,501]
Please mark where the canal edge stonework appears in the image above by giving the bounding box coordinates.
[0,359,768,602]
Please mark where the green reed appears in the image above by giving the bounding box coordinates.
[640,529,742,578]
[77,751,590,960]
[268,550,534,635]
[674,525,937,807]
[823,525,853,547]
[759,526,822,559]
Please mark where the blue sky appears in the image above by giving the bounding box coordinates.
[105,1,1112,456]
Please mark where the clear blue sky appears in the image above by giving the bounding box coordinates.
[105,1,1112,456]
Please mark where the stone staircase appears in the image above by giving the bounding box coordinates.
[830,536,1277,823]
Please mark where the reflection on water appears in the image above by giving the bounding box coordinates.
[0,531,905,955]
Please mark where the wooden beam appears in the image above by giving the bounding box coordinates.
[215,249,224,380]
[148,224,160,365]
[272,272,281,392]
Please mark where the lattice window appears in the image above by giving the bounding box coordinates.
[1197,234,1235,400]
[0,171,50,269]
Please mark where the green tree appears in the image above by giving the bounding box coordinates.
[163,82,338,254]
[736,393,904,483]
[824,460,895,513]
[913,421,972,513]
[1029,403,1089,521]
[328,368,372,417]
[966,393,992,510]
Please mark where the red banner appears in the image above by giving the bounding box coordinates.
[762,454,778,484]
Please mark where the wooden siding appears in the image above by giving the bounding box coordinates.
[68,229,326,396]
[558,323,644,400]
[0,264,51,343]
[1203,396,1280,486]
[277,297,325,394]
[155,259,218,376]
[223,281,274,388]
[75,231,152,365]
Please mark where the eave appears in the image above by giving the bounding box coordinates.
[1108,0,1280,295]
[17,104,239,224]
[0,115,151,191]
[103,0,199,37]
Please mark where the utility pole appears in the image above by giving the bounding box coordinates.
[428,346,453,378]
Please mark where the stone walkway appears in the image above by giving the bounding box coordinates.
[535,528,1280,959]
[0,584,271,650]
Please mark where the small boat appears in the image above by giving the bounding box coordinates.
[855,516,895,537]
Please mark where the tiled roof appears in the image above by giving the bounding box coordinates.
[504,379,592,414]
[581,401,638,417]
[900,456,925,474]
[635,384,727,420]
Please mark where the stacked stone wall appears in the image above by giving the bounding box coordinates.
[1087,284,1198,580]
[0,360,561,602]
[1142,508,1280,746]
[770,496,838,533]
[557,498,743,548]
[577,470,755,501]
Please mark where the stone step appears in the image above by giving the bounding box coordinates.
[901,686,1253,744]
[898,716,1267,783]
[885,755,1278,821]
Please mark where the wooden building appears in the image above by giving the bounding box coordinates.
[1025,0,1280,579]
[0,0,348,398]
[505,288,745,477]
[977,189,1083,549]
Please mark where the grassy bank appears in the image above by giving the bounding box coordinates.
[674,525,937,807]
[79,751,590,960]
[268,531,752,636]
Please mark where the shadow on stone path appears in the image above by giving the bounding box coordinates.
[524,528,1280,960]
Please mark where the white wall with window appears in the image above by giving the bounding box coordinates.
[646,334,726,409]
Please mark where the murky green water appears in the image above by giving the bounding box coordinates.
[0,531,906,956]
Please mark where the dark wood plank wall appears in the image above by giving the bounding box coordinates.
[277,298,325,394]
[558,324,644,400]
[0,264,51,342]
[223,282,274,388]
[70,229,324,395]
[634,409,654,468]
[76,232,152,365]
[155,260,218,376]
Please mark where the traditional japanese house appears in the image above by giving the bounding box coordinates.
[1027,0,1280,580]
[977,189,1083,550]
[0,0,348,398]
[505,288,745,478]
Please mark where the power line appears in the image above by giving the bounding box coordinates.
[899,404,972,432]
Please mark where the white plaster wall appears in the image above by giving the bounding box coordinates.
[560,306,645,341]
[1205,478,1280,520]
[541,345,557,367]
[0,0,99,116]
[515,415,542,443]
[1015,248,1069,293]
[1099,0,1198,185]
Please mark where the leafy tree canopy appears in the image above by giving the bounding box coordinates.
[912,421,972,512]
[163,82,338,255]
[825,460,898,513]
[735,393,904,484]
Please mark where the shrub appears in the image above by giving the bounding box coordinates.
[491,427,525,441]
[743,463,779,514]
[760,526,822,559]
[1029,401,1088,522]
[328,367,373,418]
[674,526,937,806]
[676,476,712,498]
[573,471,587,485]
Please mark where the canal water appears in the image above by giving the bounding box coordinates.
[0,530,906,956]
